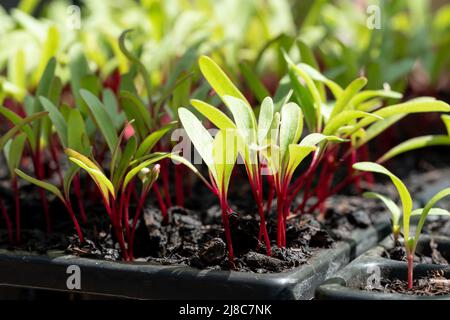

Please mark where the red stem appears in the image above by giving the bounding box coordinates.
[49,138,64,186]
[161,159,173,208]
[111,199,129,261]
[175,164,184,207]
[265,174,275,212]
[276,192,285,247]
[407,254,414,289]
[0,198,13,243]
[219,191,234,264]
[63,201,84,243]
[73,174,87,224]
[123,184,133,244]
[153,184,167,219]
[32,149,51,234]
[245,165,271,255]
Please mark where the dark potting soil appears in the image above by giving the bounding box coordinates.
[382,238,448,265]
[362,271,450,296]
[0,186,389,273]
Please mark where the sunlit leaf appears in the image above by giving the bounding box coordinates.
[353,162,413,240]
[379,135,450,163]
[198,55,248,105]
[40,96,67,147]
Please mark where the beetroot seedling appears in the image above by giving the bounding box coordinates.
[178,107,238,262]
[353,162,450,289]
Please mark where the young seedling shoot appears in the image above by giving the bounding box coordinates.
[353,162,450,289]
[282,52,450,218]
[0,111,49,243]
[119,29,197,209]
[178,107,238,263]
[194,56,348,249]
[193,55,272,254]
[63,89,199,260]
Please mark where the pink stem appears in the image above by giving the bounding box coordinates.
[407,254,414,290]
[219,190,234,264]
[73,174,87,224]
[63,201,84,243]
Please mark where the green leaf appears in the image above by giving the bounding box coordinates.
[135,122,176,159]
[168,153,212,189]
[66,148,115,203]
[190,99,236,131]
[238,62,269,103]
[299,133,346,147]
[8,49,26,100]
[109,122,130,180]
[363,192,401,228]
[442,115,450,136]
[0,106,36,148]
[273,75,291,112]
[198,56,248,105]
[352,90,403,109]
[112,136,137,189]
[257,97,274,145]
[353,162,413,240]
[81,89,118,153]
[178,108,215,176]
[15,169,64,203]
[411,208,450,216]
[288,62,322,128]
[297,40,320,71]
[352,99,450,133]
[123,153,170,190]
[4,133,27,175]
[213,130,238,195]
[103,88,125,130]
[32,26,59,85]
[40,97,68,147]
[323,111,383,136]
[379,135,450,163]
[286,144,316,178]
[63,165,79,199]
[279,102,303,158]
[69,47,90,114]
[119,30,152,108]
[330,77,367,119]
[119,90,152,139]
[0,111,48,150]
[169,72,192,116]
[222,96,258,147]
[67,108,89,154]
[354,114,405,148]
[32,57,56,150]
[414,188,450,247]
[288,68,316,131]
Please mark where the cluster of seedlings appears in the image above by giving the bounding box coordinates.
[0,29,449,289]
